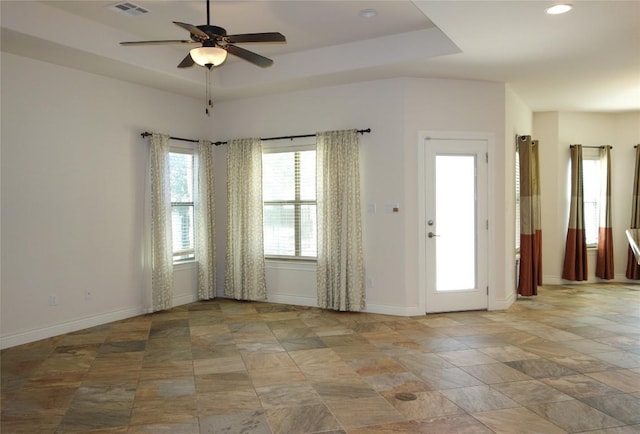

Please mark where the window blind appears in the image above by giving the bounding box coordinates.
[169,151,195,261]
[582,158,601,246]
[263,150,317,258]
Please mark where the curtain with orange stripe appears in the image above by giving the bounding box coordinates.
[563,145,588,281]
[596,146,614,279]
[626,146,640,280]
[517,136,542,296]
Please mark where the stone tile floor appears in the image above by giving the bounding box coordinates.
[2,283,639,433]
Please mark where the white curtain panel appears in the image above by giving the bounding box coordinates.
[196,140,216,299]
[150,133,174,311]
[224,138,267,300]
[316,129,365,311]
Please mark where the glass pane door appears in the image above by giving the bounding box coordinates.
[435,155,477,291]
[424,137,488,313]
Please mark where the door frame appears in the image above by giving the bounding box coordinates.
[417,131,496,314]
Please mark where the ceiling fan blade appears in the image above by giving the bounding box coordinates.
[178,53,195,68]
[173,21,210,40]
[225,32,286,44]
[120,40,198,46]
[225,45,273,68]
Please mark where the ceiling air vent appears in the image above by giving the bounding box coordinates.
[110,2,149,16]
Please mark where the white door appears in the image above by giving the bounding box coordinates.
[424,138,488,313]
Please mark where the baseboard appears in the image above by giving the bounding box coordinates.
[266,293,318,308]
[616,273,640,283]
[365,303,423,317]
[544,274,640,285]
[544,275,564,285]
[0,306,144,350]
[490,291,516,311]
[1,292,200,349]
[266,293,425,316]
[173,292,199,307]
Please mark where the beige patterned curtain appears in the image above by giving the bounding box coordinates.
[150,133,174,311]
[596,146,614,279]
[196,140,216,299]
[517,136,542,296]
[224,138,267,300]
[316,129,365,311]
[563,145,588,281]
[626,145,640,280]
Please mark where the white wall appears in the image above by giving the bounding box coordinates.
[211,78,407,312]
[533,111,640,283]
[212,77,512,314]
[404,78,510,309]
[1,53,206,348]
[1,56,522,347]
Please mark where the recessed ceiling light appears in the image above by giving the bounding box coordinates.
[546,4,573,15]
[359,8,378,19]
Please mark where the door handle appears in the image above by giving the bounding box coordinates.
[428,232,440,238]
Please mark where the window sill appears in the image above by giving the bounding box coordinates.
[265,258,316,271]
[173,260,196,271]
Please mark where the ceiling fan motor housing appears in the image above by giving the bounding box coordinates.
[195,25,227,41]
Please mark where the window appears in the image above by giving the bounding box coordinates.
[262,147,317,259]
[169,150,195,262]
[582,156,601,247]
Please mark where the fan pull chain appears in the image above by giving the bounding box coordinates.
[205,67,213,116]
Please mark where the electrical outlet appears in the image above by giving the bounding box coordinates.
[85,289,93,301]
[49,295,58,306]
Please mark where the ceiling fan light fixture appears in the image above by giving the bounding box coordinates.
[190,46,228,67]
[546,4,573,15]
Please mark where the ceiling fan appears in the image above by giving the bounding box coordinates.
[120,0,286,69]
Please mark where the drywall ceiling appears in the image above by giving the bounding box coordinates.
[1,0,639,112]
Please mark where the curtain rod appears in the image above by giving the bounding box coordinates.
[212,128,371,146]
[140,132,199,143]
[569,144,613,149]
[141,128,371,146]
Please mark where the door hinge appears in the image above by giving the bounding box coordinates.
[487,286,489,295]
[486,152,488,163]
[486,220,489,230]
